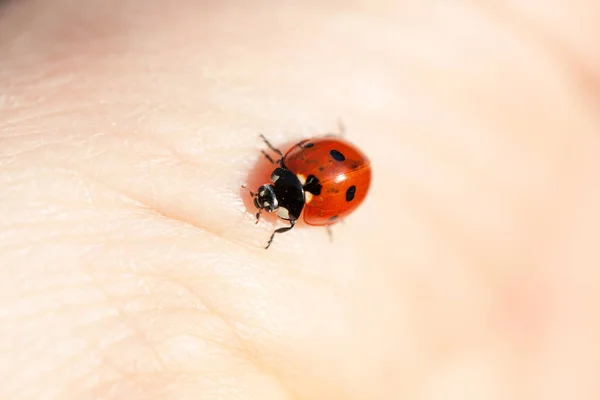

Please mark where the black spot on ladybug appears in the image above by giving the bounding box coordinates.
[330,149,346,162]
[345,185,356,202]
[304,174,322,196]
[329,215,339,222]
[303,142,314,148]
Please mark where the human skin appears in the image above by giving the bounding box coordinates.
[1,0,600,399]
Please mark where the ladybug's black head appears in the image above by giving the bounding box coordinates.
[247,168,305,223]
[254,184,279,213]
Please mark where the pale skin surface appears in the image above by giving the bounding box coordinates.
[1,0,600,399]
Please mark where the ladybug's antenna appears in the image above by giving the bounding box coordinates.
[336,118,346,137]
[241,184,255,197]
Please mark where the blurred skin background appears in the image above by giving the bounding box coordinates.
[1,0,599,399]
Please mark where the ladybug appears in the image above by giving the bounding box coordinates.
[244,133,372,249]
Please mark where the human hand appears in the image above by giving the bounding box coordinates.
[1,0,599,398]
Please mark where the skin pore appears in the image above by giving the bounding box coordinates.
[1,0,600,399]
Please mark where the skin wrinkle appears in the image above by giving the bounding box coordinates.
[140,272,258,362]
[86,269,171,376]
[152,310,294,396]
[80,138,251,246]
[61,341,134,400]
[1,212,243,394]
[1,295,125,324]
[63,208,299,391]
[0,104,106,134]
[0,214,186,244]
[0,282,115,317]
[75,308,237,370]
[0,140,240,249]
[0,219,140,248]
[7,332,92,392]
[0,102,219,166]
[24,344,102,390]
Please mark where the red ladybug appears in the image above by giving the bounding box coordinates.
[244,134,372,249]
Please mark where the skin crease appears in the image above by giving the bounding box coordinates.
[1,0,600,398]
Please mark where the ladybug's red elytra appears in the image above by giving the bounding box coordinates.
[244,133,372,249]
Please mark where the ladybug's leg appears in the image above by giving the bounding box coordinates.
[261,150,276,164]
[241,185,262,224]
[337,118,346,137]
[260,134,283,164]
[265,219,296,249]
[255,210,262,224]
[326,225,334,242]
[324,118,346,138]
